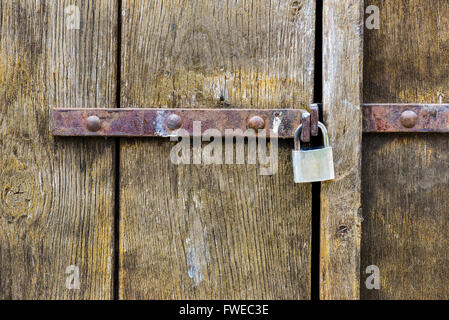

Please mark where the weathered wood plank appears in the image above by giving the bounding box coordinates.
[361,0,449,299]
[0,1,117,299]
[119,0,316,299]
[320,0,364,300]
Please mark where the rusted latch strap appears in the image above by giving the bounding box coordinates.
[299,104,320,143]
[52,108,307,138]
[363,104,449,132]
[52,104,449,137]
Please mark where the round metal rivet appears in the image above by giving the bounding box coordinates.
[86,115,101,132]
[248,116,265,130]
[167,114,182,130]
[400,110,418,128]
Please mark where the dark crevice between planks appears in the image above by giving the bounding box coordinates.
[313,0,323,104]
[311,0,323,301]
[113,0,122,301]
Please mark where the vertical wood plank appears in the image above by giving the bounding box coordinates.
[0,1,117,299]
[120,0,316,299]
[361,0,449,299]
[320,0,364,300]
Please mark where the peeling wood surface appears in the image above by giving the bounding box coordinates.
[119,0,316,299]
[320,0,364,300]
[361,0,449,299]
[0,1,117,299]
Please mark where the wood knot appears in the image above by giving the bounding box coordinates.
[290,0,303,22]
[1,182,32,222]
[1,158,37,223]
[336,225,350,238]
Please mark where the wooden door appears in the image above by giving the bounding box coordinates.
[361,0,449,299]
[5,0,448,302]
[0,0,364,300]
[0,1,117,299]
[118,0,317,299]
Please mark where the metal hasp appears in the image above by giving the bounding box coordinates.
[299,103,320,143]
[52,108,307,138]
[363,104,449,132]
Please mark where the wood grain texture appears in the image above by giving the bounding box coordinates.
[320,0,364,300]
[119,0,316,299]
[0,1,117,299]
[361,0,449,299]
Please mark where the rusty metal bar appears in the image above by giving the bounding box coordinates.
[300,112,311,143]
[52,104,449,138]
[52,108,307,138]
[363,104,449,133]
[310,104,319,136]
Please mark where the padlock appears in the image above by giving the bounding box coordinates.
[292,122,335,183]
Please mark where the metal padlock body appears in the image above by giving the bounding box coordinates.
[293,122,335,183]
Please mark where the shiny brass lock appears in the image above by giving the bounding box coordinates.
[292,122,335,183]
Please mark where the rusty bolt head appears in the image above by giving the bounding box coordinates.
[166,114,182,130]
[400,110,418,128]
[86,115,101,132]
[247,116,265,130]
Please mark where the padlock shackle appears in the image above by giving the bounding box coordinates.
[318,122,330,147]
[294,122,330,150]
